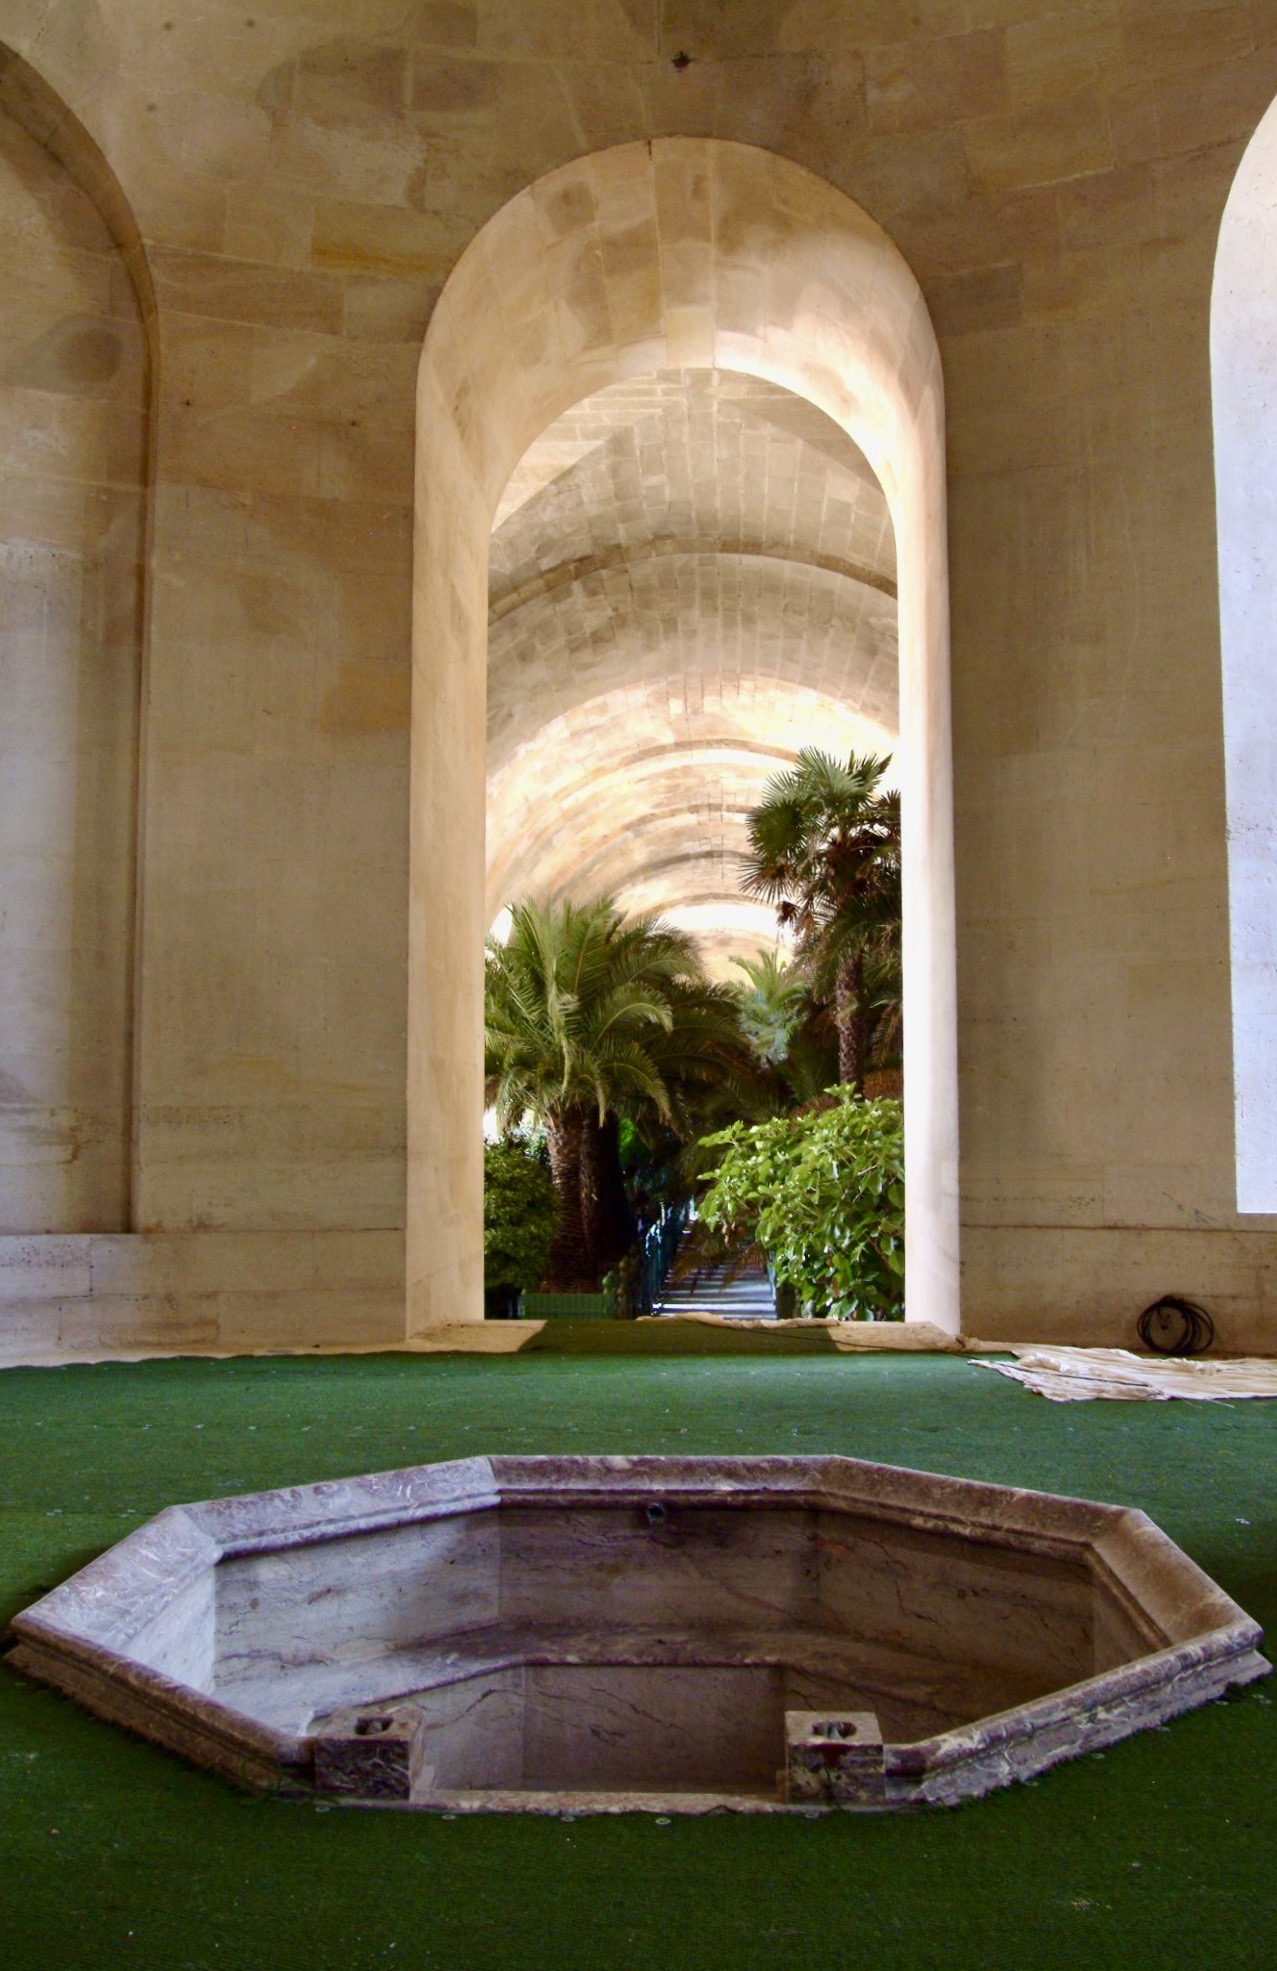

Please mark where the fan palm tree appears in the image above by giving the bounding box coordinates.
[484,897,753,1288]
[730,948,808,1066]
[741,749,901,1092]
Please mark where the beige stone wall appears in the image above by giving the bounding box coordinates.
[939,16,1277,1344]
[0,1229,402,1363]
[0,5,1273,1349]
[133,201,418,1234]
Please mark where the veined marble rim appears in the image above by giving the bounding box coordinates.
[10,1453,1268,1814]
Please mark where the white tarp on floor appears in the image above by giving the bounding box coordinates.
[976,1346,1277,1402]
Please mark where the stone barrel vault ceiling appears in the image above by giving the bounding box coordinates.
[486,368,900,973]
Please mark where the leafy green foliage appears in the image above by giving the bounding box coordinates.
[698,1089,904,1320]
[483,1138,559,1292]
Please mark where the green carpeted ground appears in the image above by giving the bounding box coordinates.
[1,1351,1274,1970]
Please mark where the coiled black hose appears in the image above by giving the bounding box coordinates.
[1136,1295,1215,1356]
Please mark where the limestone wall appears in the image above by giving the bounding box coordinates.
[0,5,1274,1351]
[0,1229,402,1364]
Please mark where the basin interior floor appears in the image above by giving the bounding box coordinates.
[1,1351,1275,1971]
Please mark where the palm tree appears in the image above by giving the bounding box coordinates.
[740,749,901,1092]
[484,897,752,1288]
[730,948,808,1066]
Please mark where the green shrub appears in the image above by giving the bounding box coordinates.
[697,1090,904,1320]
[484,1138,559,1294]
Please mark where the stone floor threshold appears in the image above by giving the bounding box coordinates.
[411,1317,995,1355]
[0,1317,993,1369]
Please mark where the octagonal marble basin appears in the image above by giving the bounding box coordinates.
[8,1456,1268,1813]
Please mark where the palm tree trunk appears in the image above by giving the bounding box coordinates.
[543,1109,595,1289]
[580,1111,634,1279]
[835,952,866,1093]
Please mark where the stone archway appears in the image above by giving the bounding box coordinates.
[410,138,958,1333]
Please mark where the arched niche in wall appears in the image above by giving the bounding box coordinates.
[411,139,958,1333]
[1213,95,1277,1213]
[0,48,155,1232]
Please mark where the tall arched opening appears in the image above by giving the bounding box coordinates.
[0,48,155,1234]
[1213,97,1277,1213]
[410,139,957,1333]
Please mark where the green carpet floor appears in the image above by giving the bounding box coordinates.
[1,1351,1274,1970]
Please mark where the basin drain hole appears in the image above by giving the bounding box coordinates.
[645,1503,669,1527]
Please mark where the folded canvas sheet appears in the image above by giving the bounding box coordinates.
[976,1346,1277,1402]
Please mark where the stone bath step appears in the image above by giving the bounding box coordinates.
[223,1619,1083,1745]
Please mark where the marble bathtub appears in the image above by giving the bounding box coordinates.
[8,1455,1268,1812]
